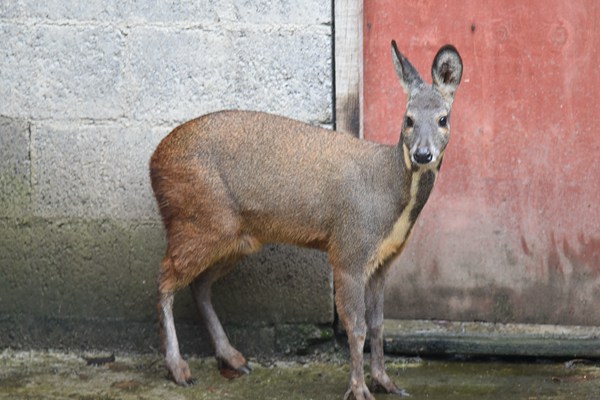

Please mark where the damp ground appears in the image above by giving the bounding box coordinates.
[1,349,600,399]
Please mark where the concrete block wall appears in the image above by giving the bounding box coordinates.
[0,2,334,354]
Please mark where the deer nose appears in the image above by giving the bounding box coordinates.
[414,148,433,164]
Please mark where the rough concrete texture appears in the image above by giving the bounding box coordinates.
[0,1,331,26]
[0,117,31,218]
[0,1,333,352]
[2,349,600,400]
[30,122,165,220]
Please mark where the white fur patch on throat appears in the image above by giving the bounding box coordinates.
[367,166,436,278]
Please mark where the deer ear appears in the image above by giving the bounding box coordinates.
[391,40,423,95]
[431,45,463,101]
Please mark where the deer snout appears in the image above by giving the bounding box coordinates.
[413,147,433,164]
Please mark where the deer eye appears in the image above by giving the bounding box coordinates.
[405,116,414,128]
[438,116,448,127]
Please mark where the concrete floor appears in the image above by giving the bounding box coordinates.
[1,349,600,399]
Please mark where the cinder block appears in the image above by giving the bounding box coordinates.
[0,0,330,26]
[0,117,31,217]
[0,218,130,318]
[212,244,332,325]
[31,122,165,220]
[0,1,120,21]
[0,23,126,120]
[0,219,31,313]
[127,222,167,320]
[128,28,332,125]
[119,0,331,26]
[0,24,31,118]
[216,0,331,25]
[275,324,334,354]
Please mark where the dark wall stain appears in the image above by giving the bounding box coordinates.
[336,93,360,137]
[563,234,600,277]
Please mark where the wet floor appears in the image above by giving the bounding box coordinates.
[1,349,599,399]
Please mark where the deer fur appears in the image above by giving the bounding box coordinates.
[149,41,463,400]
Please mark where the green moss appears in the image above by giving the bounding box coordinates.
[2,350,600,400]
[0,174,31,218]
[275,324,335,355]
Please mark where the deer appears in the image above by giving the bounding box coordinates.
[149,41,462,400]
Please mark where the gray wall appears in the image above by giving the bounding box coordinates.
[0,1,334,353]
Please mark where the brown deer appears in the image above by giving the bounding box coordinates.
[149,41,462,399]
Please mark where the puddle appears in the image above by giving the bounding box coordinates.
[387,359,600,400]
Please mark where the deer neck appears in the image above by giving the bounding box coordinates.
[369,142,441,276]
[401,140,440,201]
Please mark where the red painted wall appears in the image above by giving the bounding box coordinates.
[364,0,600,325]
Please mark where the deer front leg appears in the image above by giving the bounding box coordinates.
[334,268,374,400]
[365,264,409,397]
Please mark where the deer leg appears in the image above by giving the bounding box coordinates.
[191,263,251,375]
[157,223,233,386]
[334,267,374,400]
[158,285,195,386]
[365,264,409,397]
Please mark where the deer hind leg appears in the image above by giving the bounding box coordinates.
[158,256,195,386]
[191,261,251,376]
[158,217,251,386]
[365,262,409,397]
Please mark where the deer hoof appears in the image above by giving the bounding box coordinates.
[218,358,252,379]
[167,359,195,387]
